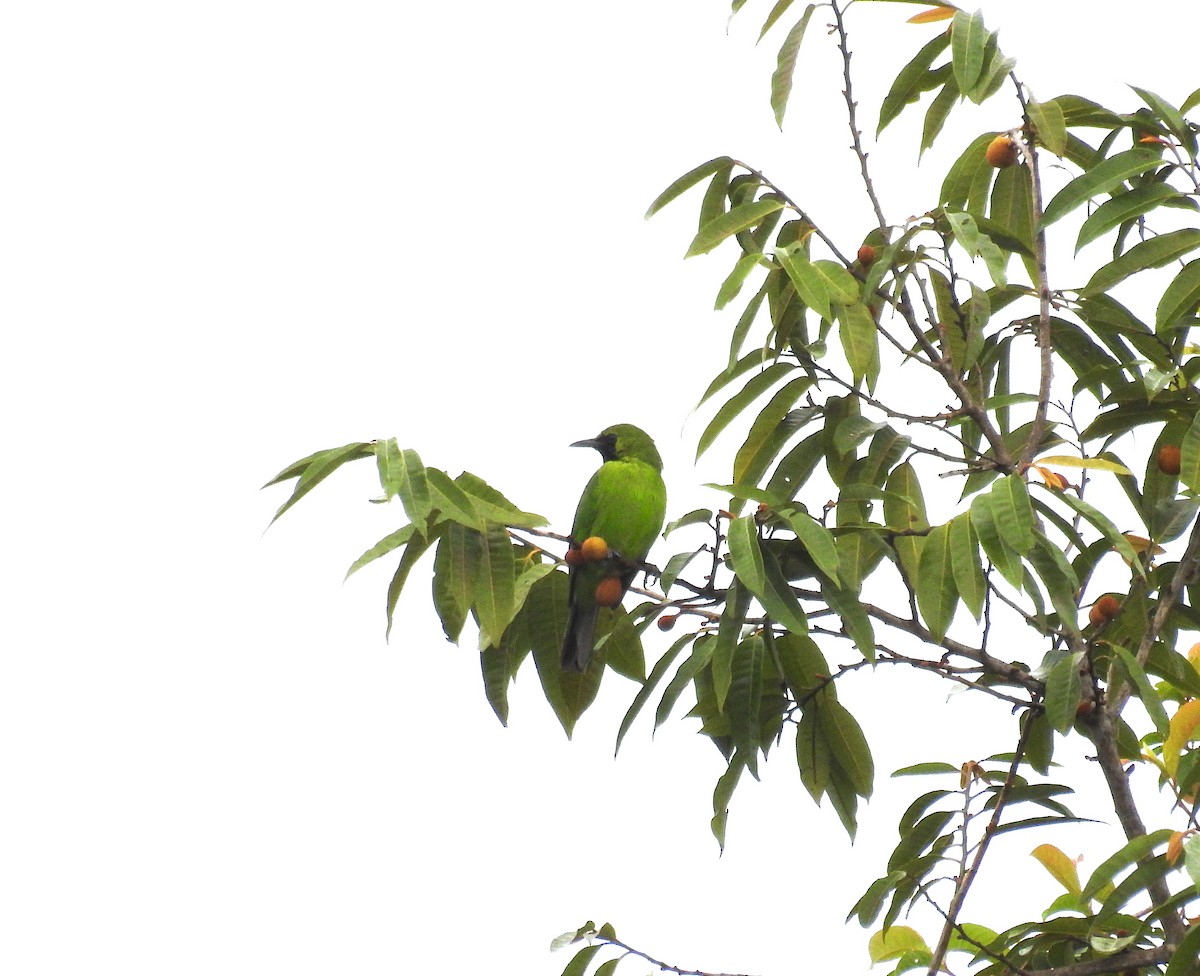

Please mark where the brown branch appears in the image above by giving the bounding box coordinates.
[925,713,1035,974]
[1013,84,1054,471]
[830,0,887,230]
[593,934,760,976]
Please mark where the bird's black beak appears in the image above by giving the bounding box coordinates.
[570,437,603,451]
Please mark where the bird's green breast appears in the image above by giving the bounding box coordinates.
[572,457,666,562]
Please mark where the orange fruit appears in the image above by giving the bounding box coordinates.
[857,244,876,266]
[1158,444,1182,476]
[1088,594,1121,626]
[595,577,624,608]
[580,536,610,562]
[657,614,677,632]
[564,547,585,567]
[985,135,1019,168]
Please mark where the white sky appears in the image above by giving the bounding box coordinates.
[3,2,1197,973]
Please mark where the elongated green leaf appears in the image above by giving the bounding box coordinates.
[1050,489,1142,573]
[1028,537,1082,638]
[760,546,810,635]
[1044,651,1082,733]
[1028,95,1067,155]
[615,633,694,756]
[646,156,735,218]
[878,29,952,135]
[1041,148,1162,227]
[1156,258,1200,333]
[729,636,765,776]
[921,73,959,152]
[949,513,985,620]
[385,527,440,639]
[733,376,814,484]
[264,441,373,524]
[820,571,876,661]
[1082,228,1200,297]
[473,524,517,648]
[758,0,799,39]
[782,511,841,584]
[727,515,766,595]
[1166,920,1200,976]
[432,523,477,642]
[970,491,1023,588]
[950,10,987,96]
[1182,412,1200,493]
[821,699,874,797]
[1131,86,1191,148]
[1112,646,1169,738]
[697,361,796,459]
[836,300,881,389]
[916,522,958,641]
[991,474,1035,555]
[989,164,1033,250]
[1075,183,1179,252]
[686,198,786,258]
[346,523,418,579]
[770,5,817,128]
[716,252,765,311]
[777,244,831,322]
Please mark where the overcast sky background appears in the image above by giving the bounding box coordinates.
[3,2,1197,973]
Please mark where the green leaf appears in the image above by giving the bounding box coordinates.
[432,523,476,642]
[697,361,796,460]
[473,524,518,648]
[716,252,765,311]
[1112,646,1169,738]
[949,513,985,620]
[686,198,787,258]
[1028,95,1067,155]
[836,300,881,389]
[1041,148,1162,227]
[781,510,842,583]
[950,10,988,96]
[991,474,1035,555]
[877,29,952,136]
[264,441,373,524]
[757,0,799,40]
[1156,258,1200,334]
[1028,537,1082,639]
[385,527,440,639]
[346,523,418,579]
[615,634,694,756]
[1075,183,1180,252]
[770,5,817,128]
[729,636,765,776]
[970,490,1023,588]
[425,467,485,529]
[1082,228,1200,297]
[1044,652,1083,733]
[1166,923,1200,976]
[916,522,958,641]
[1050,489,1143,574]
[733,376,814,484]
[821,699,874,797]
[646,156,735,218]
[1183,412,1200,493]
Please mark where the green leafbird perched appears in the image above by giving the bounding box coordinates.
[561,423,667,672]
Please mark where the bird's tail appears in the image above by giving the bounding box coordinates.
[561,603,598,672]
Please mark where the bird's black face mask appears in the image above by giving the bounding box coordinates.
[571,433,619,462]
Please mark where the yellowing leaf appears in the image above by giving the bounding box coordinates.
[868,925,930,963]
[960,760,984,788]
[1031,843,1082,895]
[1167,830,1188,865]
[1035,454,1132,475]
[1164,699,1200,777]
[1123,534,1166,557]
[1189,642,1200,675]
[1032,465,1069,490]
[908,7,956,24]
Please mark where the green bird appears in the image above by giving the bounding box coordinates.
[561,423,667,672]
